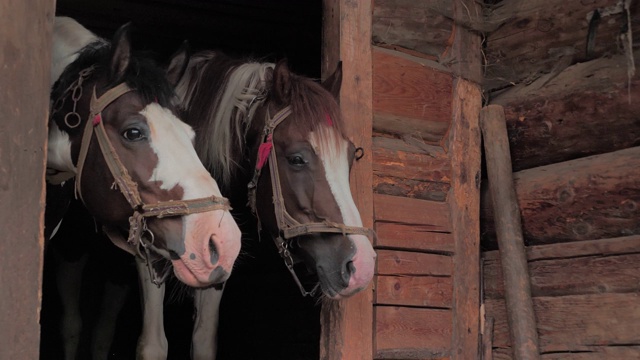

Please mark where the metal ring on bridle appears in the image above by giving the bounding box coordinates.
[64,112,82,128]
[355,147,365,161]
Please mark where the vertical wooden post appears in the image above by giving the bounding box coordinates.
[0,1,54,359]
[449,1,484,359]
[480,105,541,360]
[321,0,374,359]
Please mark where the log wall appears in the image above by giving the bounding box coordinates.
[481,0,640,358]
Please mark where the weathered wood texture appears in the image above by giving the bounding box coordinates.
[375,222,454,253]
[373,0,454,60]
[486,293,640,357]
[483,235,640,359]
[372,136,450,202]
[481,146,640,248]
[483,235,640,299]
[320,1,374,359]
[375,306,453,359]
[484,0,639,91]
[373,46,453,142]
[480,105,540,360]
[376,276,453,308]
[0,1,54,359]
[490,52,640,172]
[448,78,482,360]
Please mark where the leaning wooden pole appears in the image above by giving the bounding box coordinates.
[480,105,541,360]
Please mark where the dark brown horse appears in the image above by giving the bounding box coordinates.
[45,17,241,360]
[157,49,377,358]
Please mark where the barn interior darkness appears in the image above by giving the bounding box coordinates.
[41,1,324,359]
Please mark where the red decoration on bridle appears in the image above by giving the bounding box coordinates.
[325,113,333,127]
[256,134,273,170]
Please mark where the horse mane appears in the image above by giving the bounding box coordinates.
[176,51,347,190]
[51,39,177,115]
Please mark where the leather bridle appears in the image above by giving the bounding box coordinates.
[247,105,374,296]
[49,66,231,285]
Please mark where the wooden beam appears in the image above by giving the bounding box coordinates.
[481,105,541,360]
[0,1,53,359]
[481,147,640,247]
[486,293,640,354]
[484,0,631,91]
[483,235,640,299]
[320,1,374,359]
[448,78,483,359]
[489,52,640,172]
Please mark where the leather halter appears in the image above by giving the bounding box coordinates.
[248,106,373,296]
[52,67,231,284]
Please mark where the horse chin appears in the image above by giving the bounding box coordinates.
[170,259,230,288]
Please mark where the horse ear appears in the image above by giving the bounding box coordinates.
[109,22,132,82]
[321,61,342,100]
[166,40,190,87]
[272,59,292,104]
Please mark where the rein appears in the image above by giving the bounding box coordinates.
[50,67,231,285]
[247,106,374,296]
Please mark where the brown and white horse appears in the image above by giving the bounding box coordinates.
[45,17,241,359]
[163,49,378,358]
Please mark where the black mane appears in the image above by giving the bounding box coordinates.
[51,40,176,109]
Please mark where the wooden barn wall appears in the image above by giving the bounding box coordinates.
[371,1,483,359]
[481,0,640,359]
[0,1,54,359]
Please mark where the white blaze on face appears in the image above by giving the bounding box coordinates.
[141,103,220,199]
[308,126,376,293]
[141,103,241,285]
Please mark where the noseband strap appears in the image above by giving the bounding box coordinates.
[248,105,374,296]
[59,68,230,279]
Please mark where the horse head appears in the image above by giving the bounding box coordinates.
[47,19,241,287]
[249,60,377,299]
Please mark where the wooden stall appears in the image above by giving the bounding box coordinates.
[12,0,637,358]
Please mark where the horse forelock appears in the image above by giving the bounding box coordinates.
[51,40,177,123]
[178,51,275,189]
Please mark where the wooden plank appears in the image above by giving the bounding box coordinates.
[0,1,54,360]
[373,136,451,183]
[482,147,640,248]
[377,249,452,277]
[373,46,453,137]
[483,235,640,262]
[374,194,451,230]
[373,112,450,142]
[373,0,454,59]
[375,222,454,253]
[489,52,640,172]
[320,1,374,359]
[376,275,452,308]
[486,293,640,353]
[374,174,451,202]
[484,248,640,299]
[375,306,452,358]
[448,78,483,359]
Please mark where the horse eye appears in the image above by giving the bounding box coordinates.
[286,155,307,167]
[122,128,146,141]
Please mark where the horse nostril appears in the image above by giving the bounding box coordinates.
[209,237,219,265]
[342,260,355,286]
